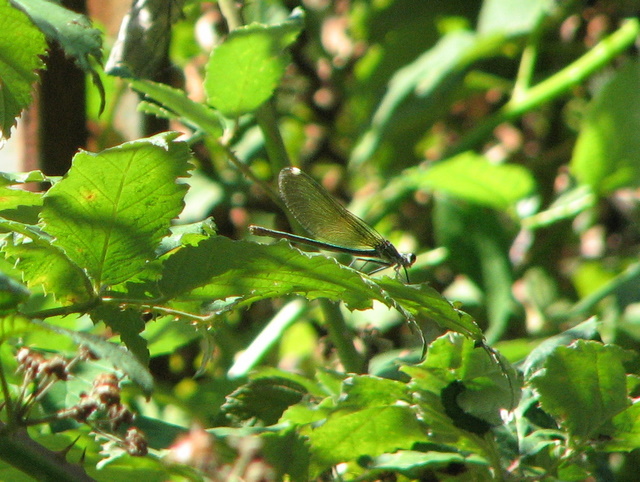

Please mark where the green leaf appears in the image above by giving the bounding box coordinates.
[0,170,52,186]
[0,272,29,315]
[477,0,550,37]
[158,236,483,341]
[521,318,599,379]
[40,133,191,287]
[11,0,102,69]
[159,236,378,310]
[262,428,310,482]
[0,187,42,224]
[0,0,46,141]
[90,303,149,366]
[605,402,640,452]
[130,79,222,137]
[571,60,640,193]
[0,314,33,343]
[557,462,591,481]
[307,405,429,471]
[204,10,304,117]
[417,152,536,209]
[405,333,520,429]
[530,340,632,440]
[1,224,94,305]
[341,375,412,408]
[222,376,307,425]
[375,278,484,341]
[144,315,199,358]
[11,0,104,112]
[371,450,489,478]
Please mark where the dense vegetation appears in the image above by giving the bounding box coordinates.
[1,0,640,480]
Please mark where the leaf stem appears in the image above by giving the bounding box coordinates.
[21,299,100,320]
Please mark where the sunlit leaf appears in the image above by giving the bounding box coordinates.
[204,9,304,117]
[0,0,46,141]
[158,236,483,341]
[307,405,429,471]
[41,132,191,287]
[531,340,632,440]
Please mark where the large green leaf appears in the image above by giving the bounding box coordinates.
[531,340,632,441]
[306,405,429,472]
[158,236,483,341]
[405,333,519,430]
[0,0,46,141]
[571,60,640,193]
[40,133,191,287]
[11,0,104,111]
[204,9,304,117]
[11,0,102,70]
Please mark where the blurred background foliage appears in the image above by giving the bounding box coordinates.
[4,0,640,479]
[14,0,640,428]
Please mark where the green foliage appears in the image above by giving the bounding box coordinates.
[131,79,223,137]
[41,132,190,287]
[11,0,103,71]
[2,0,640,480]
[204,10,304,117]
[417,152,536,209]
[9,0,105,114]
[531,340,631,441]
[571,61,640,193]
[0,0,46,141]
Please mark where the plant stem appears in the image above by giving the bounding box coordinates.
[0,423,95,481]
[319,299,365,373]
[0,352,15,425]
[255,100,292,173]
[22,299,100,320]
[448,17,640,157]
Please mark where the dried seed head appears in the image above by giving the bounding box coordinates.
[125,427,148,456]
